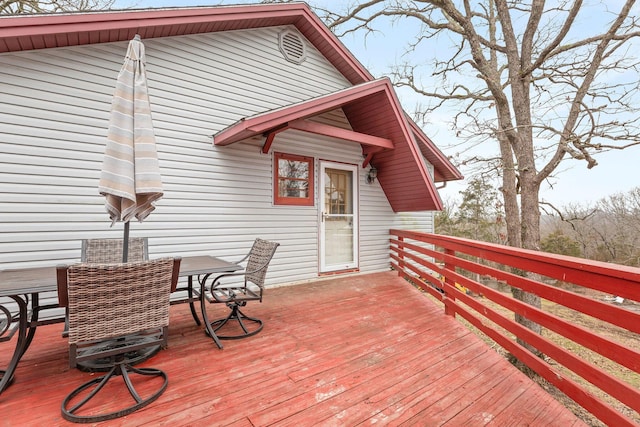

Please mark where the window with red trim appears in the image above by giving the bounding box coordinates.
[274,152,314,206]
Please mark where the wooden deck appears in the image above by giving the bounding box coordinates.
[1,271,586,426]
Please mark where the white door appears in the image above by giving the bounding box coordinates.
[319,161,358,272]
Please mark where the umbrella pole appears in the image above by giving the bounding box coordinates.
[123,221,130,262]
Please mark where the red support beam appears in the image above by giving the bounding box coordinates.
[288,119,394,149]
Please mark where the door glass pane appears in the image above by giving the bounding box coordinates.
[324,168,353,265]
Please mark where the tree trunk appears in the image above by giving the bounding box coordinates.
[498,136,521,248]
[512,150,543,355]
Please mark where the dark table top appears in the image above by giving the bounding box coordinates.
[0,255,240,297]
[177,255,240,277]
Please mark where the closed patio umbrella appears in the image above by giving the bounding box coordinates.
[98,35,162,262]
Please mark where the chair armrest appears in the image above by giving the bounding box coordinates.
[195,253,248,284]
[56,264,69,307]
[233,252,251,265]
[204,270,247,288]
[200,270,247,303]
[170,257,182,293]
[205,256,272,289]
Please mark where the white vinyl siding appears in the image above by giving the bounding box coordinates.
[0,26,437,292]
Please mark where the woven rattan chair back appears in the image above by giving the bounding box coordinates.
[64,258,177,347]
[245,238,280,288]
[57,257,181,423]
[81,237,148,263]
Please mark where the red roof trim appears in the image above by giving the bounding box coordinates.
[214,79,399,146]
[0,5,303,36]
[409,120,463,183]
[0,4,372,84]
[378,83,444,211]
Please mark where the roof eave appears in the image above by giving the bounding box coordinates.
[408,119,463,183]
[213,78,400,146]
[0,3,372,85]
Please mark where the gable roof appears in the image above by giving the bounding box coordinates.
[0,2,461,211]
[215,78,442,212]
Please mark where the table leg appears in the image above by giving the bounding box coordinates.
[198,276,223,349]
[187,276,201,326]
[22,293,40,358]
[0,295,28,395]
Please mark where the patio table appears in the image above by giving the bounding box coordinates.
[0,255,240,395]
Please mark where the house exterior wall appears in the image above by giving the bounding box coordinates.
[0,26,435,287]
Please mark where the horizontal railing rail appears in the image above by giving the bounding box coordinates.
[390,229,640,427]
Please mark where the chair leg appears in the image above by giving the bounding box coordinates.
[200,286,224,349]
[61,361,168,423]
[208,302,264,340]
[234,307,264,336]
[189,301,201,326]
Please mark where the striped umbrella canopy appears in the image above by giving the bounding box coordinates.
[98,35,162,262]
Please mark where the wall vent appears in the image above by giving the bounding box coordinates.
[279,30,307,65]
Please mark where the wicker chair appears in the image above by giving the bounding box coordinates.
[82,237,202,327]
[81,237,148,263]
[198,239,279,348]
[56,257,180,423]
[62,237,151,369]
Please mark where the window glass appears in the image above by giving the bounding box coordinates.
[274,152,314,206]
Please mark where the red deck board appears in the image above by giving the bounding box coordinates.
[1,271,586,426]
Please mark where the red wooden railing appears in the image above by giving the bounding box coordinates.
[390,229,640,427]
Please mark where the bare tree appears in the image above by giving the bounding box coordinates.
[549,188,640,265]
[0,0,114,14]
[542,201,599,258]
[319,0,640,343]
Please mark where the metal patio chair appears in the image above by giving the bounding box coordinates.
[56,257,180,423]
[199,238,279,347]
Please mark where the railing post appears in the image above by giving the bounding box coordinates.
[443,248,455,317]
[397,235,405,276]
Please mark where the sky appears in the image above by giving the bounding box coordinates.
[112,0,640,208]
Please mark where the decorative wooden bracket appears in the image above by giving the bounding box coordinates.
[362,153,373,168]
[362,146,384,168]
[261,123,290,154]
